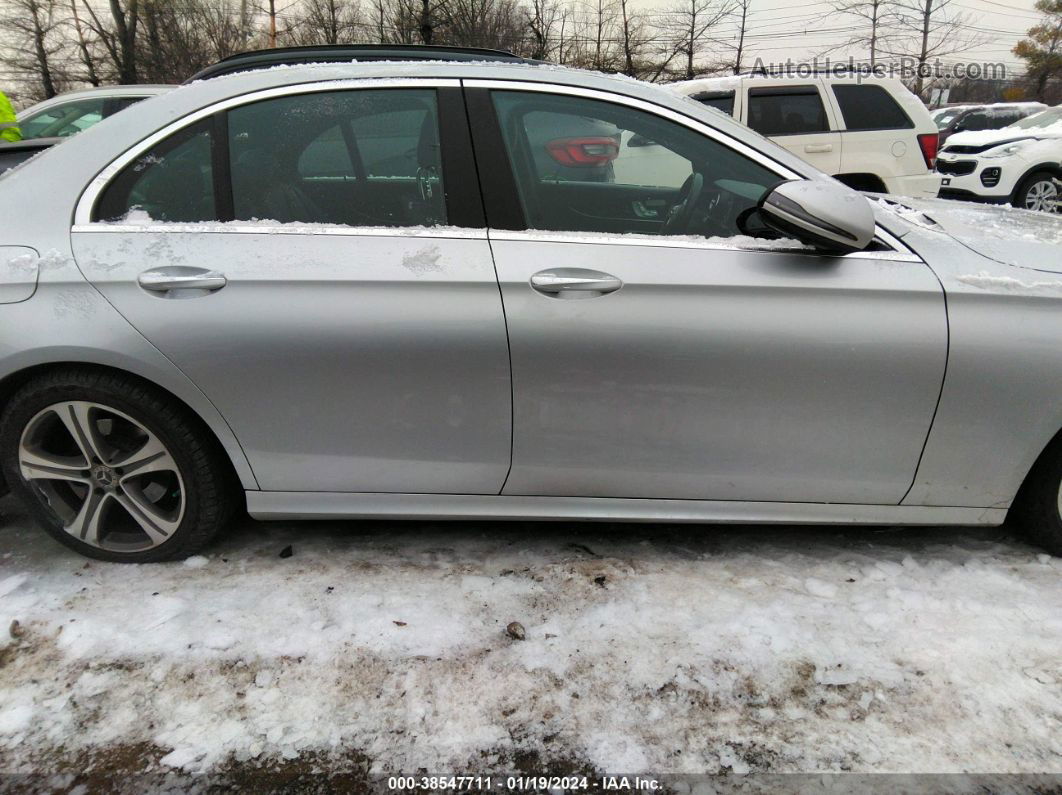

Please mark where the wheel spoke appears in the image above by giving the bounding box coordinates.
[115,436,178,481]
[67,489,110,546]
[54,402,106,465]
[113,489,180,545]
[18,446,90,485]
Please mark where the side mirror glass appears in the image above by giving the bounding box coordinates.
[757,179,875,254]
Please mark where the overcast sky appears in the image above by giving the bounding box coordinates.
[0,0,1046,92]
[632,0,1040,77]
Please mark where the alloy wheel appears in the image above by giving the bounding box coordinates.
[18,401,185,553]
[1023,179,1059,213]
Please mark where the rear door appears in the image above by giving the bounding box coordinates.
[829,82,923,181]
[468,82,947,504]
[743,82,842,175]
[71,81,512,494]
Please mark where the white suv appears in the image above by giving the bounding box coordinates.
[936,106,1062,212]
[670,75,941,199]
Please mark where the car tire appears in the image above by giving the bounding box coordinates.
[1013,170,1060,213]
[1010,439,1062,556]
[0,368,235,562]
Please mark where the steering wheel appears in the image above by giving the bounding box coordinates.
[662,172,704,235]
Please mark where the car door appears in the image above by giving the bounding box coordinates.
[743,82,842,176]
[467,82,946,504]
[70,81,512,494]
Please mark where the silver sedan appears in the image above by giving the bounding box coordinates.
[1,59,1061,562]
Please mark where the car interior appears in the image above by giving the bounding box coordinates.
[228,89,446,227]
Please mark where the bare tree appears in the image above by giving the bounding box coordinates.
[617,0,653,76]
[884,0,989,96]
[524,0,565,60]
[1,0,66,99]
[822,0,895,67]
[68,0,101,86]
[284,0,364,44]
[445,0,526,49]
[80,0,141,84]
[660,0,735,80]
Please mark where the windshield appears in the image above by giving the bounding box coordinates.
[933,108,966,129]
[1008,107,1062,130]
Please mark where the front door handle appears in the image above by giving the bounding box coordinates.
[530,268,623,297]
[804,143,833,153]
[138,267,227,295]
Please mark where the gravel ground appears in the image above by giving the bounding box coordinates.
[0,495,1060,791]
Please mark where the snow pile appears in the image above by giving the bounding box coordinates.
[1,501,1060,776]
[957,271,1062,292]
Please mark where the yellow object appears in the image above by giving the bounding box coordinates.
[0,92,22,142]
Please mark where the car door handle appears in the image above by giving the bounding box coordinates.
[804,144,833,153]
[530,268,622,297]
[138,267,227,294]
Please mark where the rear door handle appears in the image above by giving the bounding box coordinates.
[138,267,227,294]
[804,144,833,153]
[530,268,622,297]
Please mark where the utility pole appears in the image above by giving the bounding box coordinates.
[269,0,277,47]
[732,0,749,74]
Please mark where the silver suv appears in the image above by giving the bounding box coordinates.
[2,53,1062,561]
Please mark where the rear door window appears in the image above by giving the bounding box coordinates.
[746,87,829,135]
[831,84,914,131]
[227,89,445,227]
[94,118,215,223]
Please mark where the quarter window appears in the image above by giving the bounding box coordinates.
[832,84,913,131]
[227,89,445,226]
[747,87,830,135]
[94,118,215,223]
[490,91,781,239]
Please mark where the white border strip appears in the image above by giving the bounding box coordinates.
[488,226,921,262]
[71,223,487,240]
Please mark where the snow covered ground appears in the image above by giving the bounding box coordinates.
[1,495,1061,787]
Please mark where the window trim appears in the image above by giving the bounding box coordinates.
[74,78,472,228]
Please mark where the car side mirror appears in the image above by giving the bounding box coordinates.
[757,179,875,254]
[628,134,656,147]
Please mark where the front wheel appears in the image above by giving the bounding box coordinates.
[1014,171,1060,214]
[0,369,235,562]
[1010,440,1062,556]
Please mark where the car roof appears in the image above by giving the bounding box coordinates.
[18,85,174,116]
[670,73,912,95]
[186,45,537,82]
[0,60,818,241]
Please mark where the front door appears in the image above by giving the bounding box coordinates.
[474,85,946,504]
[71,83,512,494]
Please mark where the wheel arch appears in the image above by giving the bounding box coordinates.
[0,357,258,495]
[1011,163,1062,203]
[1008,421,1062,520]
[833,173,889,193]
